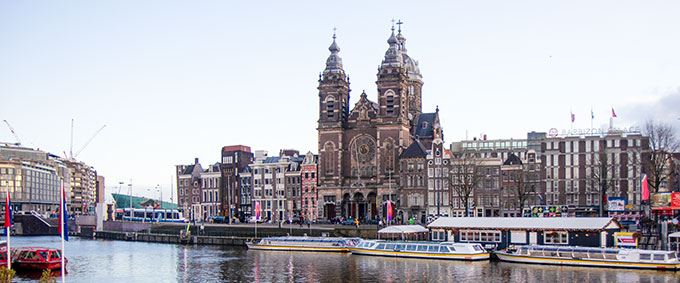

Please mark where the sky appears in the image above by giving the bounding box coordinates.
[1,1,679,202]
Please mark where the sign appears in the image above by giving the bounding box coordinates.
[530,205,569,217]
[651,192,672,210]
[672,193,680,209]
[549,126,641,137]
[614,232,637,248]
[607,197,626,212]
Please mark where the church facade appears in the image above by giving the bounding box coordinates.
[317,25,442,223]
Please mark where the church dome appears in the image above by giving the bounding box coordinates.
[324,33,345,75]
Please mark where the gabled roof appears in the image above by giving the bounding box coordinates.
[400,139,428,158]
[428,217,621,231]
[412,113,437,138]
[503,154,522,165]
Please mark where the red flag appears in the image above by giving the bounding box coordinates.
[642,175,649,201]
[4,191,11,228]
[386,200,393,222]
[612,108,617,118]
[571,112,575,123]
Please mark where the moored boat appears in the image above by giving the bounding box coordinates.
[12,247,67,271]
[350,240,490,261]
[247,236,360,252]
[496,245,680,270]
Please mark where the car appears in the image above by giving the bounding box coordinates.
[211,216,226,223]
[342,218,357,225]
[366,219,379,225]
[249,216,265,223]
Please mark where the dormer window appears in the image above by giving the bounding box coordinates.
[422,122,428,129]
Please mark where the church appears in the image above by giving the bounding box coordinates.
[317,24,443,223]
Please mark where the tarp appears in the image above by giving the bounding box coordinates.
[378,225,428,234]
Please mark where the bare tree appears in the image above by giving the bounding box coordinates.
[586,151,620,216]
[644,120,679,193]
[512,169,540,217]
[451,153,483,217]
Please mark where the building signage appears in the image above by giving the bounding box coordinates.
[607,197,627,212]
[614,232,637,248]
[530,205,569,217]
[650,192,680,210]
[548,126,641,137]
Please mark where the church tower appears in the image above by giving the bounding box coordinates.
[318,32,349,187]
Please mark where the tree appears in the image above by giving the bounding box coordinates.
[644,120,679,193]
[586,151,619,216]
[451,153,483,217]
[513,168,540,217]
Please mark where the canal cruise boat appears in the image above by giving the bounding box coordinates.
[496,245,680,270]
[349,240,490,261]
[12,247,68,271]
[247,236,361,252]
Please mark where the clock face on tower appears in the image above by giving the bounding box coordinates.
[353,137,376,164]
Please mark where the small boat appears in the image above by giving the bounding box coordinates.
[247,236,360,252]
[12,247,68,271]
[350,240,490,261]
[496,245,680,270]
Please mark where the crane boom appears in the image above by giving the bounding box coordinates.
[3,120,22,146]
[73,125,106,158]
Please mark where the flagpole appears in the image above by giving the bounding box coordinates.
[6,190,10,271]
[61,179,65,283]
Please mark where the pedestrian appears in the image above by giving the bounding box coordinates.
[307,220,311,229]
[354,218,359,229]
[378,220,383,229]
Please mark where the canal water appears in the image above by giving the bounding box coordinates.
[8,236,680,282]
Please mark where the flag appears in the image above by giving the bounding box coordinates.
[570,112,575,123]
[612,107,617,118]
[4,191,11,228]
[537,192,544,203]
[255,201,261,220]
[591,108,594,120]
[59,185,69,241]
[642,174,649,201]
[386,200,393,222]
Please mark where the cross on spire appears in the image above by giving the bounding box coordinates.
[391,18,395,31]
[396,19,403,33]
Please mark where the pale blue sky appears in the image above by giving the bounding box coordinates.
[1,1,679,201]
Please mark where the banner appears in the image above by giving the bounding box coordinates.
[530,205,569,217]
[651,192,672,210]
[607,197,626,212]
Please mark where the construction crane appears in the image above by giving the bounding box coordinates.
[72,125,106,159]
[3,120,22,146]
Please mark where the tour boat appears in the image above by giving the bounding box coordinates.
[247,236,361,252]
[12,247,67,271]
[349,240,490,261]
[496,245,680,270]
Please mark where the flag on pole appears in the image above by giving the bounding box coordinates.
[570,112,575,123]
[612,107,617,118]
[255,201,261,221]
[641,174,649,201]
[537,192,544,204]
[386,200,393,222]
[59,184,69,241]
[591,108,594,120]
[4,191,11,229]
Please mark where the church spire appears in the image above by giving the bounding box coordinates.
[381,22,403,68]
[324,28,344,75]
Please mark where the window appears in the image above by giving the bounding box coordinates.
[544,231,568,245]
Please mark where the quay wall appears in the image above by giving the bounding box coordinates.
[94,231,253,246]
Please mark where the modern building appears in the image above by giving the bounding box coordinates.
[0,146,72,215]
[61,159,97,215]
[220,145,253,223]
[541,131,648,219]
[317,24,442,222]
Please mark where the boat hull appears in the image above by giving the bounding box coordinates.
[350,247,489,261]
[496,251,680,270]
[13,260,66,271]
[247,243,350,252]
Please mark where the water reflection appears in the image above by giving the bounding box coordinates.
[6,237,680,283]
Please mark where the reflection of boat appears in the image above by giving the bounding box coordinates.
[13,247,68,271]
[247,236,360,252]
[350,240,490,260]
[496,245,680,270]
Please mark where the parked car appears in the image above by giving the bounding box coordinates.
[366,219,379,225]
[211,216,226,223]
[342,218,357,225]
[249,216,265,223]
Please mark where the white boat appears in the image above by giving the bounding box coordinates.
[350,240,490,261]
[496,245,680,270]
[246,236,360,252]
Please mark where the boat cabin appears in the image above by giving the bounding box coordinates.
[428,217,621,250]
[516,245,678,263]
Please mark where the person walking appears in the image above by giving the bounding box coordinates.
[354,218,359,229]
